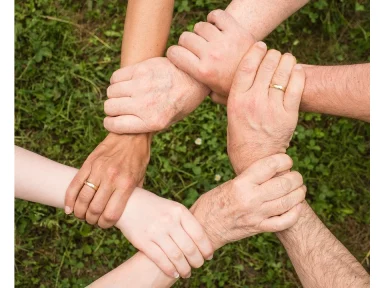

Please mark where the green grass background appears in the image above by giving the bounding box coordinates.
[15,0,370,287]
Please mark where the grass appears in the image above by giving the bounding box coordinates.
[15,0,370,287]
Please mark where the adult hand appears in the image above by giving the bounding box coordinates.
[227,43,305,174]
[65,133,151,228]
[190,154,306,250]
[115,188,214,279]
[103,57,210,134]
[167,9,255,105]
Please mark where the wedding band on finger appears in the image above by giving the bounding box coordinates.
[269,84,286,92]
[84,180,99,191]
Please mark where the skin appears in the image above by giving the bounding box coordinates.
[226,39,370,287]
[103,0,309,134]
[64,0,175,228]
[15,146,305,287]
[167,10,370,121]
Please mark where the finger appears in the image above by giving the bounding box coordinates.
[263,185,307,217]
[106,80,138,99]
[141,242,180,279]
[178,31,207,58]
[259,202,303,232]
[167,45,200,79]
[73,174,100,220]
[210,92,228,105]
[64,162,92,214]
[180,212,214,260]
[284,64,306,112]
[239,154,293,185]
[85,182,114,225]
[207,9,238,32]
[104,97,141,117]
[155,236,192,278]
[231,41,267,93]
[269,53,296,107]
[260,171,304,202]
[193,21,222,41]
[98,185,135,228]
[170,227,205,269]
[110,65,136,84]
[103,115,150,134]
[253,49,282,95]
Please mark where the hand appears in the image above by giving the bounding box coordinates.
[103,57,210,134]
[115,188,214,279]
[167,9,255,104]
[190,154,306,250]
[65,133,150,228]
[227,43,305,174]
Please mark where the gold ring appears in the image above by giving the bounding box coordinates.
[269,84,286,92]
[84,180,99,191]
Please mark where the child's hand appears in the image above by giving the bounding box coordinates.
[115,189,214,279]
[167,9,255,104]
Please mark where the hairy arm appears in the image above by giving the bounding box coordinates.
[301,64,370,122]
[225,0,309,38]
[278,202,369,287]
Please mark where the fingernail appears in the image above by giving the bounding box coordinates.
[256,41,267,48]
[64,206,72,214]
[295,64,303,70]
[173,272,179,279]
[207,254,213,260]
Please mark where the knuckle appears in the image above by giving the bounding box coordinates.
[89,202,104,215]
[292,171,304,185]
[106,166,119,179]
[192,258,204,269]
[178,32,189,45]
[170,250,183,261]
[78,189,94,202]
[183,244,197,257]
[279,177,292,192]
[208,9,224,20]
[239,59,255,73]
[264,157,278,170]
[280,195,292,211]
[102,210,120,223]
[274,69,289,80]
[197,65,213,77]
[193,22,203,32]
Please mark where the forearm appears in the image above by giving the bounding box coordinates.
[15,146,176,287]
[226,0,308,39]
[110,0,174,153]
[277,201,369,287]
[121,0,174,67]
[301,64,370,122]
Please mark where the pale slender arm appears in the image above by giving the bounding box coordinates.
[15,146,177,287]
[277,201,369,287]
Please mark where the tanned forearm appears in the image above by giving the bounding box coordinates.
[277,201,369,287]
[91,1,177,287]
[301,64,370,122]
[121,0,174,67]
